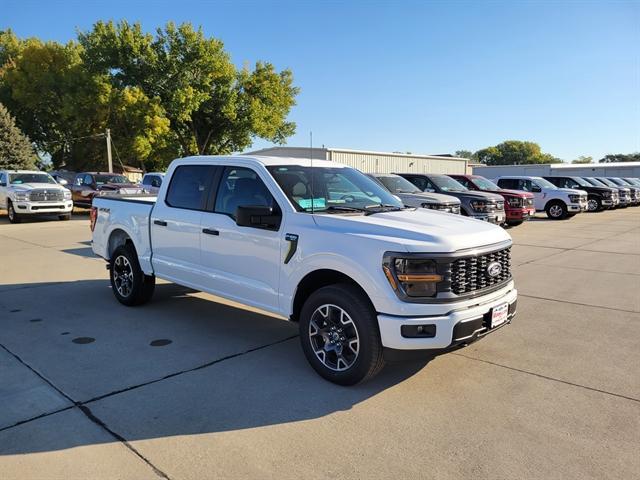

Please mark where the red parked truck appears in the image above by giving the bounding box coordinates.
[449,174,535,226]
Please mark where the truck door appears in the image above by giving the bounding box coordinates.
[0,172,7,208]
[150,165,216,287]
[199,166,282,312]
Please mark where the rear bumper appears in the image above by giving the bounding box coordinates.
[14,201,73,214]
[377,287,517,350]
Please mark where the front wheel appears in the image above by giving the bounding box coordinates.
[7,201,21,223]
[109,244,155,306]
[545,201,568,220]
[587,197,601,212]
[299,283,385,385]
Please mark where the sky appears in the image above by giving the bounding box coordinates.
[3,0,639,161]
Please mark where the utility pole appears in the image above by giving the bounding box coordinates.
[106,129,113,173]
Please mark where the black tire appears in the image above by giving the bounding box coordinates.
[506,220,523,227]
[59,213,71,221]
[299,283,385,385]
[586,197,601,212]
[109,244,155,306]
[7,201,21,223]
[545,200,568,220]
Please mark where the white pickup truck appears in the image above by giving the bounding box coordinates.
[91,156,517,385]
[0,170,74,223]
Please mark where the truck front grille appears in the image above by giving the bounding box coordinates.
[449,247,512,295]
[29,189,64,202]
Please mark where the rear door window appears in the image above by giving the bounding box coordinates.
[165,165,216,211]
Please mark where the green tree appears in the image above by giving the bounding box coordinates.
[78,20,298,159]
[571,156,593,164]
[455,150,476,160]
[0,102,37,169]
[0,21,298,171]
[599,153,640,163]
[475,140,562,165]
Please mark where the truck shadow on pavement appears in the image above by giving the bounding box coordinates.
[0,281,432,454]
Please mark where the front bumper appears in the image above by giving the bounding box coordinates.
[468,211,506,224]
[568,201,587,213]
[377,287,517,350]
[505,207,535,221]
[14,201,73,214]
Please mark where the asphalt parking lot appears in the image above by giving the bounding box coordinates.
[1,208,639,480]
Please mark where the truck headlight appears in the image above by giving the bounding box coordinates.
[383,257,442,297]
[470,201,488,212]
[568,194,581,203]
[14,191,29,201]
[63,190,72,200]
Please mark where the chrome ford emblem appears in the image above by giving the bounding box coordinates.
[487,261,502,278]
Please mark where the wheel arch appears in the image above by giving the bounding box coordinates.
[107,227,135,259]
[290,269,374,322]
[544,198,566,210]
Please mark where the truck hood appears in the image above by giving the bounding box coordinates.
[313,209,511,253]
[558,188,587,195]
[9,183,65,192]
[397,192,460,205]
[445,190,504,202]
[492,188,534,199]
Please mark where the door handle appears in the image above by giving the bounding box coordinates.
[202,228,219,236]
[154,220,167,226]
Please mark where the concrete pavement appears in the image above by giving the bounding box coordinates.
[0,208,639,479]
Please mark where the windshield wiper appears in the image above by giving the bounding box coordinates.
[363,204,405,216]
[323,205,368,213]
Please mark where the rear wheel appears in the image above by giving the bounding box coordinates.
[7,201,21,223]
[109,244,155,306]
[545,200,567,220]
[299,283,385,385]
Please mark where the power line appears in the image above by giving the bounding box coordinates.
[44,133,106,146]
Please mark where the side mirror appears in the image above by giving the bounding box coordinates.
[425,188,436,193]
[236,205,281,230]
[531,185,542,193]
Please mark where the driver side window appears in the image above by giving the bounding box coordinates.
[214,167,276,219]
[0,173,6,186]
[83,174,94,186]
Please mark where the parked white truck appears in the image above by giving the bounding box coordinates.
[91,156,517,384]
[0,170,74,223]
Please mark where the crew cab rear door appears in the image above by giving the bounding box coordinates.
[0,172,7,208]
[150,165,217,287]
[199,165,282,312]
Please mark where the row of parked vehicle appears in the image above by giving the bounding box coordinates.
[1,166,638,225]
[0,169,165,223]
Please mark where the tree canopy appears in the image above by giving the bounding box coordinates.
[0,102,37,169]
[571,155,593,164]
[599,153,640,163]
[0,22,298,171]
[474,141,562,165]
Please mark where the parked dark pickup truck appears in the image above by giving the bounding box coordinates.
[449,174,535,226]
[606,178,640,206]
[396,173,505,224]
[543,176,617,212]
[70,172,144,208]
[585,177,631,207]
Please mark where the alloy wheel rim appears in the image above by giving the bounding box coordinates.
[587,199,598,211]
[8,204,14,220]
[309,304,359,372]
[113,255,134,297]
[550,205,563,217]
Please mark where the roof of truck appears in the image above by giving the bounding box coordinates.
[177,155,347,168]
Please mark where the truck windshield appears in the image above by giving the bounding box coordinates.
[607,178,627,186]
[430,175,467,192]
[532,178,557,189]
[267,165,404,213]
[9,173,56,185]
[570,177,592,187]
[95,175,128,185]
[624,178,640,186]
[374,175,421,194]
[470,177,501,191]
[596,178,617,187]
[585,178,606,187]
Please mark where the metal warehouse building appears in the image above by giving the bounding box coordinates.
[245,147,468,174]
[472,162,640,179]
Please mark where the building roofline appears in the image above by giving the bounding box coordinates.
[245,146,467,162]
